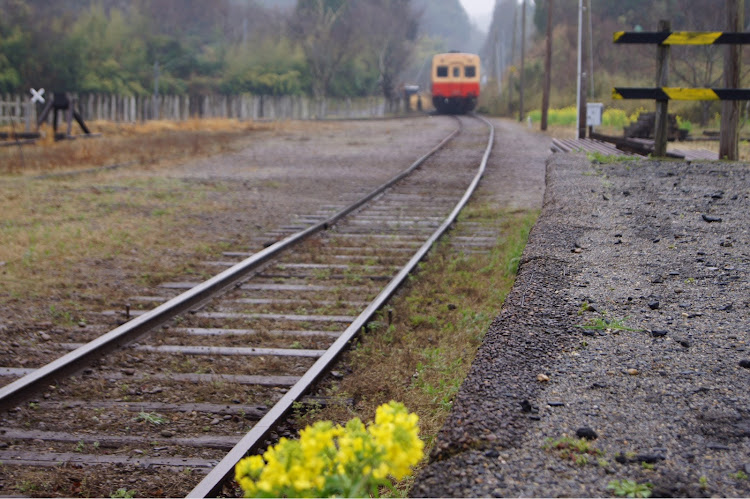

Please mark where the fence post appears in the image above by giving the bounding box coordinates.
[653,20,671,157]
[25,98,32,132]
[719,0,742,160]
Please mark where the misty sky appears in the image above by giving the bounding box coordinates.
[458,0,495,32]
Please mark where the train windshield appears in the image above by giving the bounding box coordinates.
[436,66,448,77]
[452,67,460,77]
[465,66,476,77]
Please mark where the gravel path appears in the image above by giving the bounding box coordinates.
[412,153,750,497]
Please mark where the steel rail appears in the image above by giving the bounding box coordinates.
[187,114,495,498]
[0,119,461,412]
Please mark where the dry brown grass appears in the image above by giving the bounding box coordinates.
[0,119,280,175]
[0,174,232,309]
[0,118,297,314]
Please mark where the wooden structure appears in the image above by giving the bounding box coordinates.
[613,17,748,159]
[36,92,93,140]
[623,112,688,141]
[551,135,716,161]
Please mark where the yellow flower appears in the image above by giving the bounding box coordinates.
[234,401,424,497]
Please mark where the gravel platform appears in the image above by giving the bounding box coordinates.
[412,153,750,497]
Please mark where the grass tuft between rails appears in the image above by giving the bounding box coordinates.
[291,206,538,495]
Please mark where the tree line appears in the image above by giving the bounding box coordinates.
[0,0,437,102]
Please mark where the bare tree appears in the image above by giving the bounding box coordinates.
[290,0,359,113]
[356,0,417,103]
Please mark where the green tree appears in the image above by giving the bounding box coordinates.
[222,39,308,95]
[68,4,148,94]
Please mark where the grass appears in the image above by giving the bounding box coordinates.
[110,489,136,499]
[0,116,298,319]
[135,411,168,425]
[543,436,603,466]
[290,207,539,491]
[576,312,641,333]
[0,174,232,309]
[0,119,275,175]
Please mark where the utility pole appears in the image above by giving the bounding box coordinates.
[719,0,742,160]
[577,0,590,138]
[587,0,594,98]
[508,4,517,116]
[519,0,526,122]
[541,0,553,131]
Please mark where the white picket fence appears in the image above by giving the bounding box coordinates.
[0,93,405,128]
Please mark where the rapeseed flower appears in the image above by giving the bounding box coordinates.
[235,401,424,498]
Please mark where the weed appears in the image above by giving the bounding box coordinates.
[313,267,332,279]
[544,436,603,464]
[292,400,322,422]
[576,313,640,332]
[135,411,168,425]
[699,476,708,490]
[28,401,39,410]
[111,488,136,498]
[74,440,85,452]
[49,304,76,325]
[587,151,627,164]
[730,470,748,480]
[607,479,653,498]
[15,480,39,493]
[641,461,655,470]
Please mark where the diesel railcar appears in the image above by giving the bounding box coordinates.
[431,52,480,114]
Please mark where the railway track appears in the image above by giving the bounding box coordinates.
[0,114,494,497]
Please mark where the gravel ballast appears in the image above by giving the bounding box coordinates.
[412,153,750,497]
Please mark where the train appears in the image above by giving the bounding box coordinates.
[430,52,480,114]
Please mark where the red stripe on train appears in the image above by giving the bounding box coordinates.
[431,82,480,98]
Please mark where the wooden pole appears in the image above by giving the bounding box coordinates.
[508,4,517,116]
[654,20,671,157]
[719,0,742,160]
[541,0,553,131]
[576,0,587,138]
[519,0,526,122]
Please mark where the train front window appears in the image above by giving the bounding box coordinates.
[452,67,460,77]
[465,66,476,77]
[437,66,448,77]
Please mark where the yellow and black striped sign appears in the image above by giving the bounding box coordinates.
[613,31,750,45]
[613,87,750,101]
